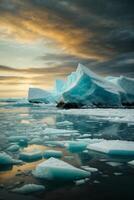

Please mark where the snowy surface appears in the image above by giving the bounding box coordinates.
[33,157,90,180]
[87,140,134,155]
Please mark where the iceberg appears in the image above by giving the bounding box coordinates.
[43,150,63,159]
[59,64,122,107]
[87,140,134,156]
[33,157,90,180]
[106,76,134,105]
[28,88,56,103]
[0,152,22,165]
[12,184,45,194]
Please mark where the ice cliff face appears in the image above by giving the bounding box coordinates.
[61,64,122,107]
[28,88,56,103]
[106,76,134,105]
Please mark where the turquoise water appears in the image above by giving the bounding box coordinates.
[0,99,134,200]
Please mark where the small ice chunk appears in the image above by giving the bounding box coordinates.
[8,136,28,143]
[106,162,122,167]
[87,140,134,155]
[81,166,98,172]
[7,144,20,152]
[56,121,73,126]
[29,138,43,145]
[19,150,43,162]
[65,142,87,152]
[12,184,45,194]
[128,160,134,166]
[0,152,22,165]
[33,157,90,181]
[43,150,63,159]
[75,179,88,185]
[113,172,122,176]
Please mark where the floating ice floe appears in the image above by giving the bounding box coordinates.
[7,144,20,152]
[65,141,87,152]
[56,121,73,126]
[43,150,63,159]
[12,184,45,194]
[29,138,43,145]
[43,128,79,136]
[19,150,43,162]
[33,157,90,181]
[128,160,134,166]
[8,136,28,143]
[87,140,134,156]
[81,166,98,172]
[75,178,89,185]
[106,161,122,167]
[0,152,22,165]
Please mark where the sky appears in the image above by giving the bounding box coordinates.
[0,0,134,98]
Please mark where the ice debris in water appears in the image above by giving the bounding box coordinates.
[43,128,79,136]
[7,144,20,152]
[0,152,22,165]
[8,136,28,143]
[29,138,43,145]
[65,141,87,152]
[43,150,63,159]
[12,184,45,194]
[128,160,134,166]
[56,121,73,126]
[33,157,90,181]
[87,140,134,155]
[75,178,89,185]
[19,150,43,162]
[81,166,98,172]
[106,162,122,167]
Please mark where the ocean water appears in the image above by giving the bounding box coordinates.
[0,98,134,200]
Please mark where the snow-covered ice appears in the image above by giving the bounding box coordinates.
[33,157,90,180]
[87,140,134,155]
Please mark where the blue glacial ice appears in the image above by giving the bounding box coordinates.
[28,87,56,103]
[61,64,122,107]
[87,140,134,156]
[43,150,63,159]
[19,150,43,162]
[106,76,134,104]
[0,152,22,165]
[7,144,20,152]
[65,141,87,152]
[12,184,45,194]
[33,157,90,180]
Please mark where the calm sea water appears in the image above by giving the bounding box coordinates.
[0,99,134,200]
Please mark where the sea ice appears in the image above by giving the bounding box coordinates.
[19,150,43,161]
[7,144,20,152]
[128,160,134,166]
[87,140,134,155]
[43,128,79,136]
[0,152,22,165]
[43,150,63,159]
[8,136,28,143]
[12,184,45,194]
[56,121,73,126]
[33,157,90,180]
[81,166,98,172]
[65,141,87,152]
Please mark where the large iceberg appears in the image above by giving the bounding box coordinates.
[87,140,134,156]
[28,88,56,103]
[33,157,90,180]
[60,64,122,107]
[106,76,134,105]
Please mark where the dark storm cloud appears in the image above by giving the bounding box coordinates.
[0,0,134,77]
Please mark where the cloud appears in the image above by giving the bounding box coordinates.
[0,0,133,60]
